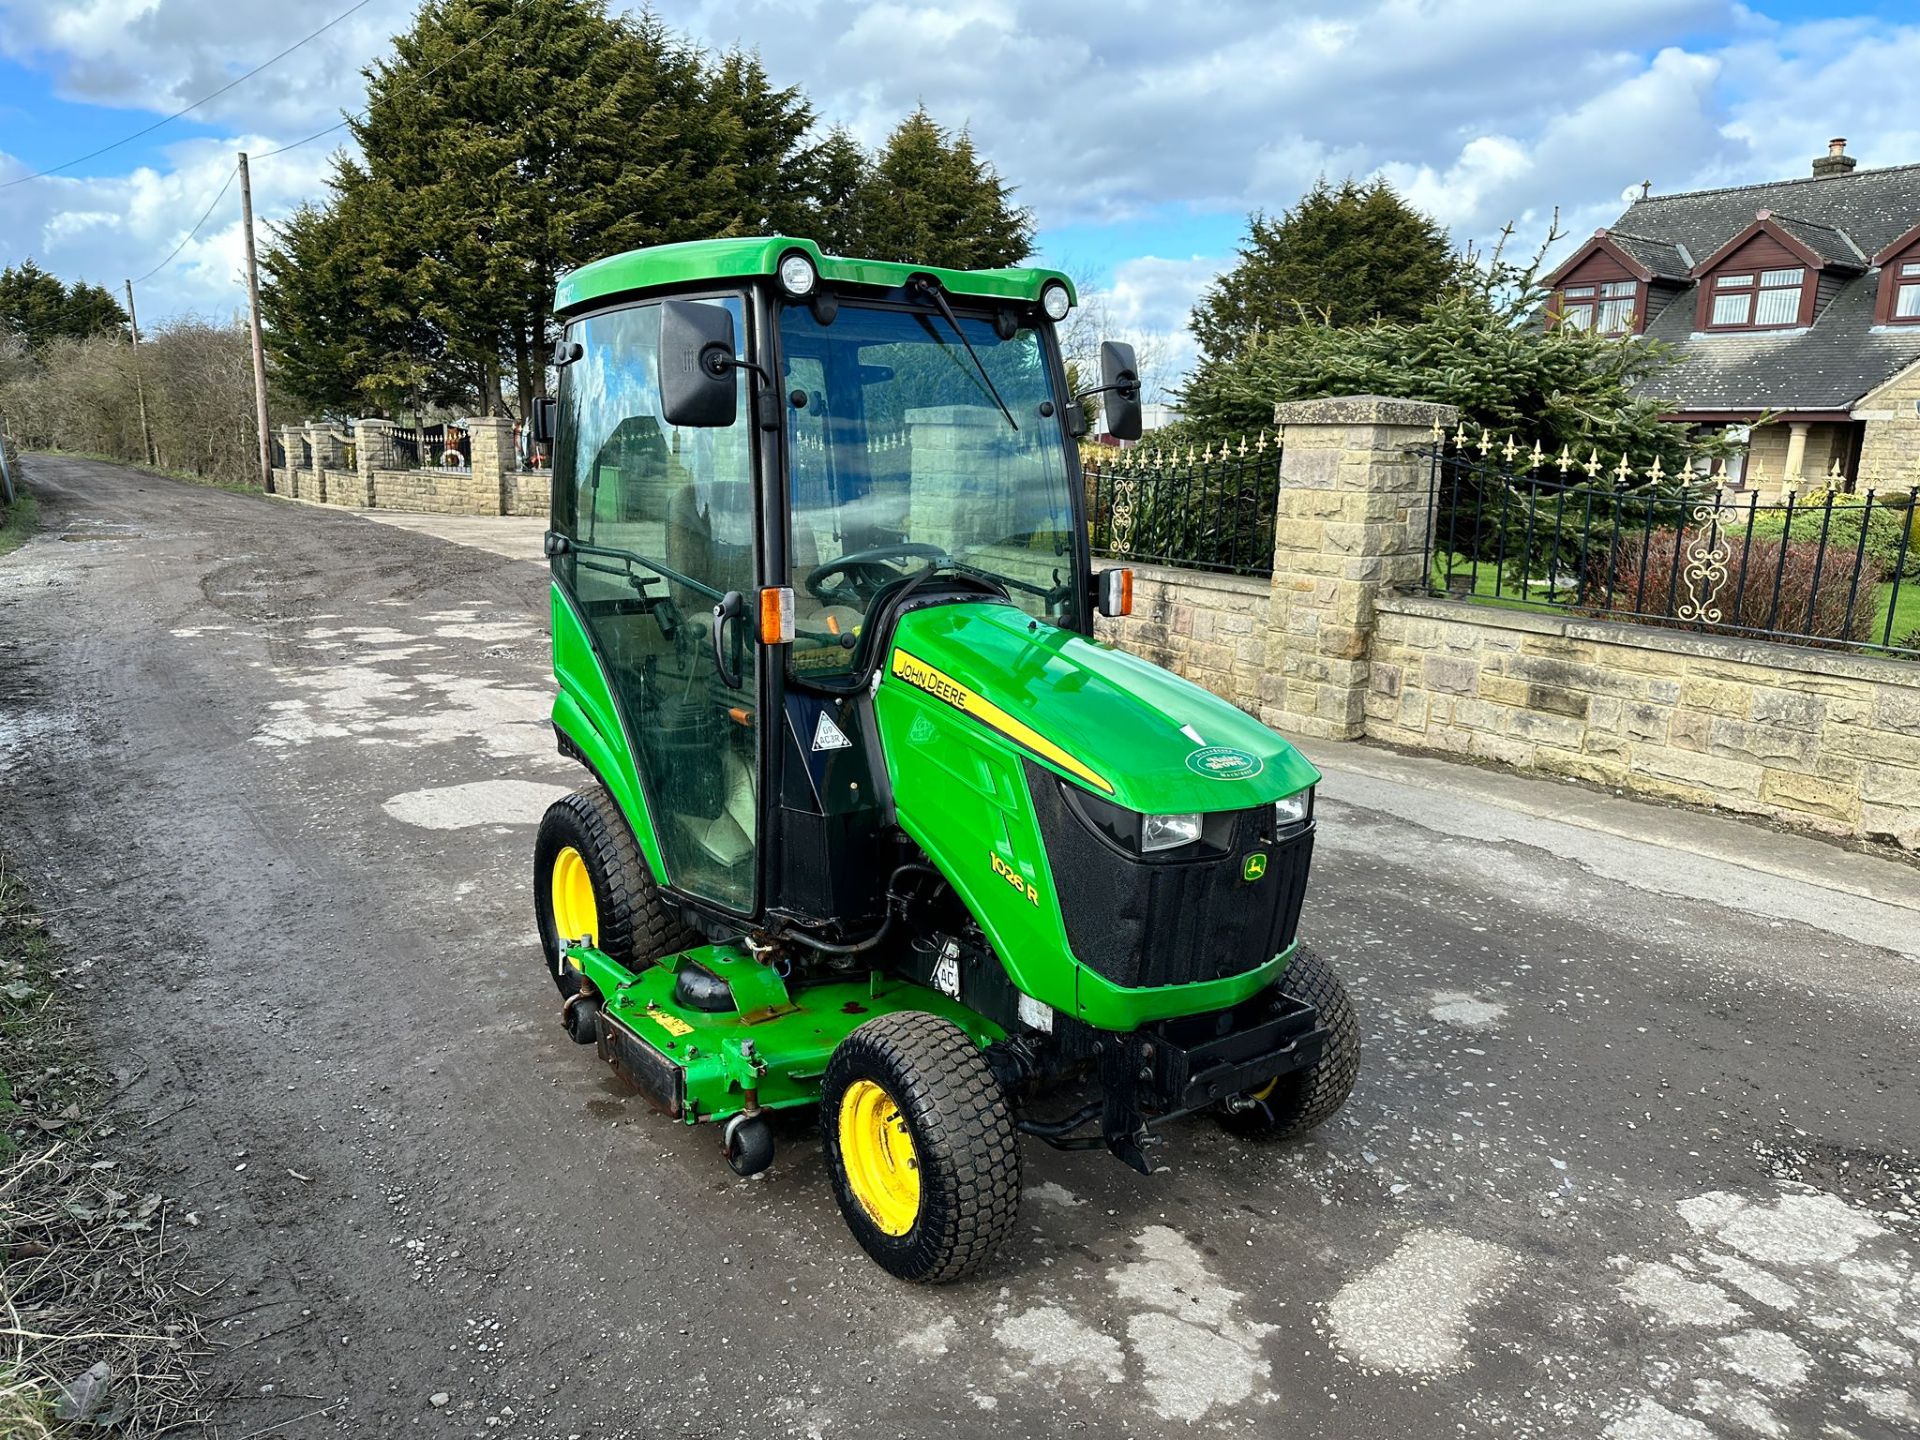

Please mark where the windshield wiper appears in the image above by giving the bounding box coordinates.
[906,276,1018,432]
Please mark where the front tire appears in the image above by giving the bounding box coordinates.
[533,785,697,993]
[821,1012,1020,1283]
[1218,945,1360,1141]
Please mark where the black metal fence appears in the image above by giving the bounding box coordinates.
[390,423,469,470]
[1084,437,1283,578]
[1424,444,1919,659]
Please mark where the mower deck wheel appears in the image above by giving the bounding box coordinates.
[533,785,698,995]
[1217,945,1360,1141]
[822,1012,1020,1283]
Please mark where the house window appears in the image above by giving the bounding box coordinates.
[1708,267,1804,328]
[1560,279,1637,334]
[1895,261,1920,321]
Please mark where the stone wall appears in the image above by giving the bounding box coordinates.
[1095,563,1272,709]
[321,469,361,506]
[1083,391,1920,852]
[505,470,551,518]
[1857,358,1920,490]
[370,466,501,514]
[1361,595,1919,848]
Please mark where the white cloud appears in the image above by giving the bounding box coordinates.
[3,0,1919,368]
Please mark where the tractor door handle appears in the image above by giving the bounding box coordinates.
[711,591,745,689]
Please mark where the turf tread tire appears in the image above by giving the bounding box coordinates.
[1219,945,1359,1141]
[822,1011,1020,1284]
[533,785,697,991]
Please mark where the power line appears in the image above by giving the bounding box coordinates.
[124,5,518,287]
[131,164,239,285]
[256,7,517,161]
[0,0,382,189]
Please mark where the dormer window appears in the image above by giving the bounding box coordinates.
[1562,280,1637,334]
[1708,267,1804,329]
[1894,262,1920,321]
[1870,223,1920,325]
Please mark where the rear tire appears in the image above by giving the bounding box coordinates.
[533,785,697,994]
[822,1012,1020,1283]
[1218,945,1359,1141]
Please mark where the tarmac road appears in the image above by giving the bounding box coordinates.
[4,454,1919,1440]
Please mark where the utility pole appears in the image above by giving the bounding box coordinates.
[123,279,156,468]
[237,150,273,494]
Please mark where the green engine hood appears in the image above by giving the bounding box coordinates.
[883,603,1318,814]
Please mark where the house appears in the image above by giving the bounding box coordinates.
[1543,139,1920,493]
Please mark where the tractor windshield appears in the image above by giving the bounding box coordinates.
[780,300,1079,680]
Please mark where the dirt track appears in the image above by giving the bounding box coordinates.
[3,454,1919,1440]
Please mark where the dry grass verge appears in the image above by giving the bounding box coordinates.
[1,861,209,1436]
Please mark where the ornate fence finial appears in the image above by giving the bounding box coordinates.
[1476,428,1494,458]
[1647,455,1666,483]
[1584,448,1603,478]
[1430,417,1445,443]
[1238,435,1249,457]
[1500,434,1519,465]
[1614,453,1634,485]
[1453,418,1470,447]
[1556,444,1573,475]
[1529,439,1545,472]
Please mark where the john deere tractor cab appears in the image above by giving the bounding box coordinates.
[530,237,1358,1282]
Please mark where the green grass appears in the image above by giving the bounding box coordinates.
[0,489,39,559]
[1431,553,1920,656]
[1874,579,1920,651]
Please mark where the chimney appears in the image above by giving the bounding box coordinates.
[1812,137,1856,179]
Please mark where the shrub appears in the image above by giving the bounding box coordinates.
[1745,491,1920,582]
[1586,526,1887,645]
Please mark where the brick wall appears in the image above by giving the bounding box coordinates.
[1095,563,1272,709]
[1360,595,1919,848]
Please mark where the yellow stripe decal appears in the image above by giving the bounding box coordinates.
[891,649,1114,795]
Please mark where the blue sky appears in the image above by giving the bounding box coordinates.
[4,0,1919,395]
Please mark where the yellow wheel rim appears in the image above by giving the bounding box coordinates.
[837,1079,920,1236]
[550,845,598,947]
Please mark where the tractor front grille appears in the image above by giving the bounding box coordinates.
[1024,761,1313,991]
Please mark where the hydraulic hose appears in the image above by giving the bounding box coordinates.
[781,863,944,955]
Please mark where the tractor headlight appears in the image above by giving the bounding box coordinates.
[1141,812,1203,852]
[778,251,817,298]
[1273,788,1314,833]
[1040,281,1071,321]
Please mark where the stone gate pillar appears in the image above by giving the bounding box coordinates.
[278,425,306,497]
[1262,395,1458,740]
[464,416,514,515]
[354,419,397,507]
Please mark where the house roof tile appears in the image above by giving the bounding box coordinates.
[1611,163,1920,410]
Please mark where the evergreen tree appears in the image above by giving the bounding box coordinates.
[800,127,872,254]
[260,2,1037,413]
[851,108,1033,268]
[1190,179,1457,361]
[0,260,128,348]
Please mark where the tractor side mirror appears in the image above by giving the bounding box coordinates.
[530,396,557,445]
[660,300,740,429]
[1095,567,1134,618]
[1100,341,1143,441]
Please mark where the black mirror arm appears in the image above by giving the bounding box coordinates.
[701,352,782,433]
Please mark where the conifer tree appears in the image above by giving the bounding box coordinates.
[1190,179,1457,361]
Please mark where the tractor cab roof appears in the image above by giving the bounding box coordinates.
[553,235,1075,318]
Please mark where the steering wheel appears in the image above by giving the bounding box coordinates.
[805,542,950,608]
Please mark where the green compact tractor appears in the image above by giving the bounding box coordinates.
[528,238,1358,1281]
